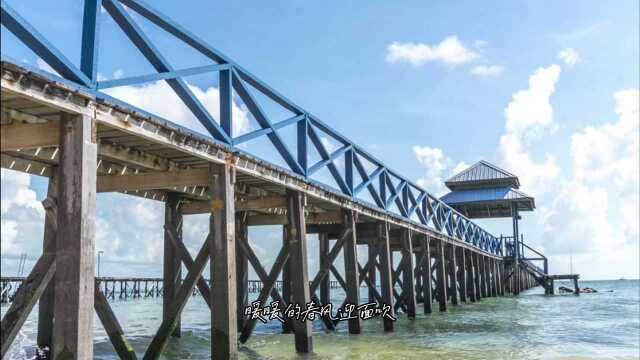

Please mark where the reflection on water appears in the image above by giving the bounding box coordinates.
[3,280,639,359]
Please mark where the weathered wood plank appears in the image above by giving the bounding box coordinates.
[1,255,55,358]
[209,163,238,359]
[343,209,361,334]
[287,190,314,351]
[53,113,96,359]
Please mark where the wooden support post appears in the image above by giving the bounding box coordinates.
[343,210,362,334]
[484,256,491,297]
[281,225,293,334]
[209,163,238,359]
[499,261,505,296]
[477,255,486,298]
[368,236,377,304]
[458,247,467,303]
[491,259,498,297]
[435,240,448,312]
[38,172,57,351]
[163,193,182,337]
[287,190,313,352]
[401,230,417,318]
[448,244,459,305]
[53,113,97,359]
[467,249,477,302]
[319,233,330,306]
[422,237,433,314]
[473,253,482,300]
[236,213,249,331]
[378,222,395,332]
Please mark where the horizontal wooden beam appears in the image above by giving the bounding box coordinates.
[1,111,180,172]
[182,196,286,214]
[97,168,208,192]
[247,212,341,226]
[1,121,59,151]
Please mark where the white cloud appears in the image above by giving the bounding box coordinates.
[541,89,639,257]
[499,64,561,196]
[104,81,251,138]
[471,65,504,77]
[413,146,467,196]
[558,48,580,66]
[386,36,479,66]
[0,169,45,258]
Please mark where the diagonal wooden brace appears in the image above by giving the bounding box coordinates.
[238,239,290,343]
[1,254,56,358]
[143,235,211,360]
[164,226,212,309]
[94,283,137,360]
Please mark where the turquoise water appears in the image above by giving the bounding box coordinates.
[3,280,639,359]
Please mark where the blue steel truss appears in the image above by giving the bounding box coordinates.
[0,0,503,255]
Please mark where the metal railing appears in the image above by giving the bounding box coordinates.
[1,0,501,254]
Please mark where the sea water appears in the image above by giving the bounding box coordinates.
[3,280,639,359]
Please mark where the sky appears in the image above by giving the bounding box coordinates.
[1,0,638,280]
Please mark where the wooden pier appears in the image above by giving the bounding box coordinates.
[0,59,538,358]
[0,1,551,358]
[0,277,341,304]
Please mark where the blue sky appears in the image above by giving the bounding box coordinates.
[1,0,638,280]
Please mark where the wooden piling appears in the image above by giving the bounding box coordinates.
[163,193,182,337]
[287,190,313,352]
[319,233,330,306]
[458,247,467,303]
[209,163,238,359]
[236,213,249,331]
[343,210,362,334]
[37,171,57,351]
[473,253,482,300]
[467,249,477,302]
[435,240,448,312]
[281,225,293,334]
[378,222,395,332]
[401,230,417,318]
[53,113,97,359]
[448,244,459,305]
[367,236,377,304]
[421,237,433,314]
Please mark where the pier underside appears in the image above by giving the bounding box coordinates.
[0,62,538,359]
